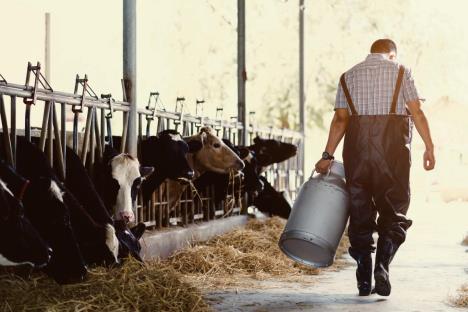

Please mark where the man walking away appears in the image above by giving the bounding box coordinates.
[315,39,435,296]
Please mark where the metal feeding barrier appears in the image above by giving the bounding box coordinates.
[0,62,304,229]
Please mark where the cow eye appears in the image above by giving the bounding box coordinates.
[213,143,221,148]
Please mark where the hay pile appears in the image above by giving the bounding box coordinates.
[167,217,349,280]
[451,284,468,307]
[0,258,209,312]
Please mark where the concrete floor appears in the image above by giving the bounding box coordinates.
[206,194,468,312]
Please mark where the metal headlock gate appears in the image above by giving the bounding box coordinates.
[0,62,304,230]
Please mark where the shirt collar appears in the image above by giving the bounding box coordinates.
[366,53,388,61]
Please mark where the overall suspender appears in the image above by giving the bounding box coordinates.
[340,65,405,115]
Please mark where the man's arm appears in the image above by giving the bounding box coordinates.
[407,99,435,170]
[315,108,349,173]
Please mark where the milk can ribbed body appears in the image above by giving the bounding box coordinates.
[279,161,350,268]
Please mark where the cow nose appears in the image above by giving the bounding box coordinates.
[120,211,135,223]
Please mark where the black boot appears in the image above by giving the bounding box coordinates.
[349,248,373,296]
[374,237,397,296]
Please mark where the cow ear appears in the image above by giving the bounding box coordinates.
[130,223,146,240]
[139,166,154,178]
[187,140,203,152]
[200,131,208,145]
[253,136,262,145]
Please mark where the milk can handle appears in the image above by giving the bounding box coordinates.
[310,165,332,179]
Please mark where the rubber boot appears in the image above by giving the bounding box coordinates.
[349,248,373,296]
[374,236,397,296]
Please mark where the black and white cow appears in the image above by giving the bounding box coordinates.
[9,137,88,284]
[0,161,50,268]
[139,130,201,202]
[63,146,147,262]
[253,176,292,219]
[93,145,153,223]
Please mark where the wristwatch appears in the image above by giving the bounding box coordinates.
[322,151,335,161]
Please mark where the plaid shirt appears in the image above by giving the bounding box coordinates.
[335,54,421,115]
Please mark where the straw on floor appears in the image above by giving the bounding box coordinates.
[451,284,468,308]
[167,217,349,280]
[0,258,209,312]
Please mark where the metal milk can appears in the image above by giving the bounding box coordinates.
[279,161,350,268]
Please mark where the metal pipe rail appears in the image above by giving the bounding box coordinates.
[0,73,304,230]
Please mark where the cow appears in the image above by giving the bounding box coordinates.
[0,162,50,268]
[6,137,88,284]
[185,127,244,176]
[194,139,263,206]
[62,146,147,264]
[139,130,201,202]
[248,136,297,171]
[93,144,153,223]
[163,127,244,216]
[253,176,292,219]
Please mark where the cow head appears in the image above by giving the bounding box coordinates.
[0,178,50,269]
[101,145,153,223]
[140,130,200,201]
[237,148,264,195]
[186,127,244,175]
[62,146,120,266]
[249,137,297,168]
[253,176,292,219]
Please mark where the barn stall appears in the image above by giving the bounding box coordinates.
[0,0,316,310]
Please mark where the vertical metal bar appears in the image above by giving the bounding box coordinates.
[100,108,105,148]
[39,101,51,151]
[25,104,31,142]
[89,108,96,172]
[93,108,102,159]
[47,101,53,167]
[81,107,93,165]
[138,113,142,157]
[61,102,66,172]
[299,0,305,180]
[121,112,129,153]
[10,96,16,168]
[52,103,65,180]
[0,94,13,166]
[73,112,79,153]
[237,0,248,145]
[45,13,51,82]
[123,0,137,157]
[106,117,114,148]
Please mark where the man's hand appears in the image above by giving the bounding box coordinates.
[407,100,435,171]
[315,159,332,174]
[423,147,435,170]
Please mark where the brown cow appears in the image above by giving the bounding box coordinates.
[164,127,244,218]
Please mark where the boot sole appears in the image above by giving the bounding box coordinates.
[374,271,391,296]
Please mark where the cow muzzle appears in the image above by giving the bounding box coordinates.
[118,211,135,223]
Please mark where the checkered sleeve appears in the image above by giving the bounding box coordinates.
[334,81,348,110]
[402,67,420,104]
